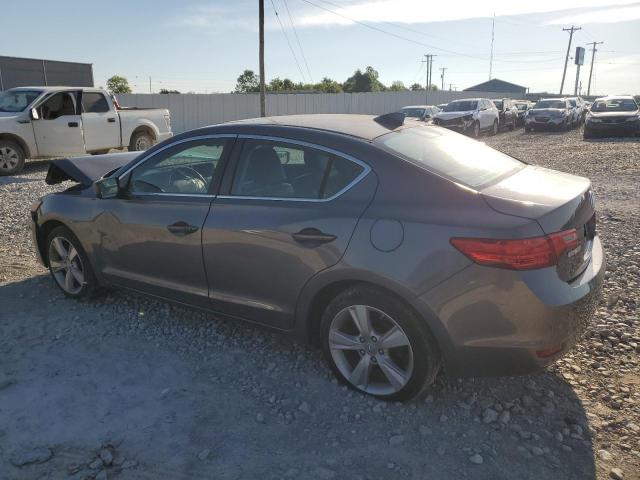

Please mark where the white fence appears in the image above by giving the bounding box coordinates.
[118,90,520,134]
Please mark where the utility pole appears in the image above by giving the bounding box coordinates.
[560,26,581,95]
[448,83,454,91]
[489,13,495,80]
[149,76,152,94]
[422,54,435,104]
[587,41,603,96]
[259,0,266,117]
[440,67,447,91]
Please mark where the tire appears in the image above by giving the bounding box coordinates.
[509,118,516,131]
[583,129,593,139]
[491,119,499,136]
[471,121,480,138]
[90,149,111,155]
[46,226,98,298]
[129,131,154,152]
[0,140,26,176]
[319,286,441,401]
[525,126,531,132]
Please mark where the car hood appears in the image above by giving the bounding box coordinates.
[528,108,565,116]
[434,110,474,120]
[45,151,139,186]
[589,110,639,118]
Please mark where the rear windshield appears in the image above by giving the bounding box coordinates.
[399,108,425,118]
[534,100,565,109]
[443,101,477,112]
[591,98,638,112]
[375,126,524,188]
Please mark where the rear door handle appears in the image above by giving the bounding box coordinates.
[292,228,336,244]
[68,122,79,128]
[167,221,199,235]
[107,117,116,123]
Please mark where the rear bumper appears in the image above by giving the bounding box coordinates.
[417,235,605,378]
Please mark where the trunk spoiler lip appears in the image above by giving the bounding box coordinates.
[45,152,140,186]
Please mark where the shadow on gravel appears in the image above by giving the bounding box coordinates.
[0,176,43,186]
[583,136,640,143]
[0,276,596,480]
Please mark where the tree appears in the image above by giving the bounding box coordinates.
[389,81,408,92]
[410,83,424,91]
[159,89,180,94]
[106,75,132,94]
[343,66,385,92]
[314,77,343,93]
[235,70,260,93]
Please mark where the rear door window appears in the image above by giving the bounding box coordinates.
[375,126,524,189]
[82,92,110,113]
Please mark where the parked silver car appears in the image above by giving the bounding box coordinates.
[433,98,500,137]
[32,114,603,400]
[398,105,440,123]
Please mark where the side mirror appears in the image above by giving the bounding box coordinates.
[95,177,120,199]
[30,108,40,120]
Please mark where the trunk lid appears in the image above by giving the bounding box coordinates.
[46,151,139,186]
[481,165,596,281]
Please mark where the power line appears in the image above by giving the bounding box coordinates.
[560,25,581,95]
[282,0,314,83]
[270,0,307,83]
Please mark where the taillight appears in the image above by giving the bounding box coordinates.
[450,228,579,271]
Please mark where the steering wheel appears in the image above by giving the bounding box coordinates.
[133,179,164,193]
[169,166,207,189]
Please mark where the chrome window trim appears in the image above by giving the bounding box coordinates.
[219,134,372,203]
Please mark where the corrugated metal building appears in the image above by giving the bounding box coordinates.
[0,56,93,90]
[464,78,527,94]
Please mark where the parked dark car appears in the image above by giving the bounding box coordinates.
[514,101,532,126]
[491,98,518,131]
[584,96,640,139]
[32,114,603,401]
[525,98,573,131]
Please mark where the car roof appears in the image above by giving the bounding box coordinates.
[400,105,429,109]
[225,114,412,141]
[8,86,105,93]
[594,95,636,101]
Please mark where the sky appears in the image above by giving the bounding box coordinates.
[3,0,640,95]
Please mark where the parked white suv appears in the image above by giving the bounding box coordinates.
[0,87,172,175]
[433,98,499,137]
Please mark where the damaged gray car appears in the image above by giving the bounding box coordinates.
[31,114,604,400]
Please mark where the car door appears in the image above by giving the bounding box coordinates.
[31,91,85,156]
[94,135,235,306]
[202,136,377,329]
[81,91,120,152]
[479,100,492,129]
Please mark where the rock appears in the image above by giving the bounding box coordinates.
[256,413,265,423]
[95,470,108,480]
[98,448,113,466]
[89,458,103,469]
[10,447,53,467]
[436,447,445,456]
[122,459,138,469]
[389,435,405,446]
[599,449,613,461]
[419,425,432,436]
[531,446,544,456]
[439,414,448,422]
[197,448,211,461]
[469,454,483,464]
[482,408,498,424]
[499,410,511,424]
[610,467,624,480]
[298,401,311,414]
[312,466,336,479]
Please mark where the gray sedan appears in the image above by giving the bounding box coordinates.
[31,114,604,400]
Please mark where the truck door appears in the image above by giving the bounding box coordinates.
[81,91,120,152]
[31,91,85,157]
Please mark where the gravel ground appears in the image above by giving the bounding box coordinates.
[0,129,638,480]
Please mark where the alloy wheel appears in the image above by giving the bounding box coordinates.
[0,146,20,172]
[328,305,414,396]
[48,236,85,295]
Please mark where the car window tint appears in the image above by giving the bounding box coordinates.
[82,92,109,113]
[375,126,523,189]
[130,140,227,194]
[231,139,364,199]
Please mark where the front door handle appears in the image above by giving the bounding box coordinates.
[68,121,79,128]
[107,117,116,123]
[167,221,199,235]
[292,227,336,244]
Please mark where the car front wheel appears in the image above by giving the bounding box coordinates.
[46,226,97,298]
[0,140,26,176]
[320,286,441,401]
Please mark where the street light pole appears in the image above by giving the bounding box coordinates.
[259,0,266,117]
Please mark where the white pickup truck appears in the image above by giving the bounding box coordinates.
[0,86,172,175]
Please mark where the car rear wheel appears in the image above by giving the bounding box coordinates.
[129,131,154,152]
[320,286,441,401]
[0,140,26,176]
[46,226,97,298]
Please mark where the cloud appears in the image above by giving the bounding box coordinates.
[297,0,640,26]
[547,4,640,24]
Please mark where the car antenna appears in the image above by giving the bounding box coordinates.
[374,112,405,129]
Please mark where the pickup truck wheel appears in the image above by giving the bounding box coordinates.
[129,131,154,152]
[0,141,25,176]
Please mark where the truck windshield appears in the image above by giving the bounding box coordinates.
[0,90,42,112]
[443,101,477,112]
[375,126,524,189]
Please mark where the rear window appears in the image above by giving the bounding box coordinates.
[374,127,524,189]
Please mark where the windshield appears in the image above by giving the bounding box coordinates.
[0,89,42,113]
[492,100,503,110]
[568,99,577,107]
[443,101,477,112]
[591,98,638,112]
[400,108,426,118]
[534,100,565,109]
[515,103,528,111]
[375,126,523,189]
